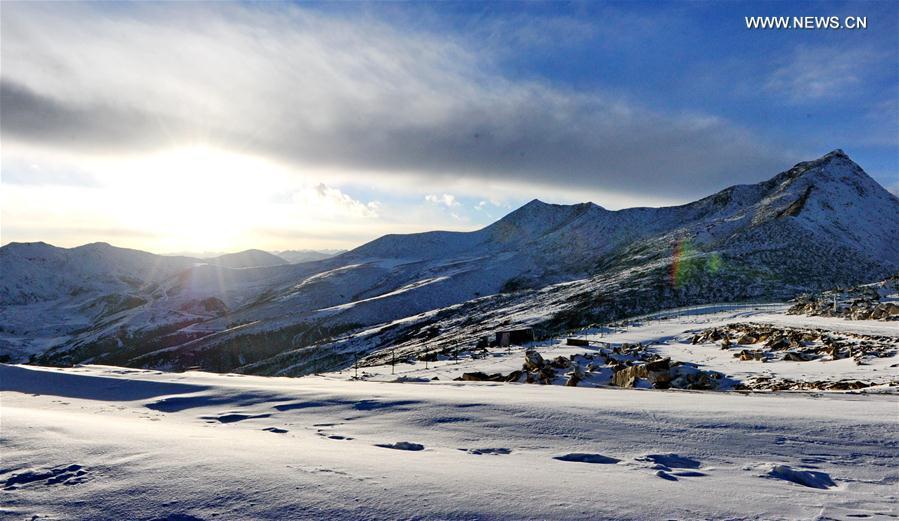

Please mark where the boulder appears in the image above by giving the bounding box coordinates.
[524,350,545,371]
[765,336,791,351]
[566,372,582,387]
[783,352,814,362]
[550,356,572,369]
[504,370,524,383]
[569,364,586,383]
[737,334,758,345]
[644,358,670,372]
[538,366,556,385]
[612,364,645,387]
[737,349,764,361]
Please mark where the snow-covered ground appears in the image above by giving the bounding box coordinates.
[342,304,898,390]
[2,305,897,520]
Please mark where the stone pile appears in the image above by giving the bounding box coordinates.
[788,280,899,321]
[457,346,728,391]
[736,376,898,392]
[691,322,897,364]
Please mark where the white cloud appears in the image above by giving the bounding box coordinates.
[300,183,381,219]
[424,193,459,208]
[765,44,883,102]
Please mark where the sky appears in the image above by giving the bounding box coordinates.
[1,1,896,254]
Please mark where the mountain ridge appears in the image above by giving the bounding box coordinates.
[1,150,896,373]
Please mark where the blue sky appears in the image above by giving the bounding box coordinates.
[1,1,896,253]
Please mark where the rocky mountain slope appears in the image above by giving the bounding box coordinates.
[2,150,897,372]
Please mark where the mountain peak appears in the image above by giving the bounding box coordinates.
[522,198,549,209]
[210,249,287,268]
[78,242,114,250]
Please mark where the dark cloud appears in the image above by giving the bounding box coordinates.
[1,3,800,201]
[0,80,182,152]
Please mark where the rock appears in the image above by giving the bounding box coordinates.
[524,350,545,371]
[504,370,524,383]
[666,364,723,390]
[783,352,814,362]
[566,338,590,347]
[456,371,504,382]
[669,376,689,389]
[737,349,764,361]
[566,364,586,387]
[538,366,556,385]
[550,356,572,369]
[826,380,870,390]
[688,373,714,390]
[765,336,791,351]
[612,364,646,387]
[644,358,671,385]
[737,334,757,345]
[644,358,670,372]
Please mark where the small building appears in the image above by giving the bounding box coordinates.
[495,328,534,347]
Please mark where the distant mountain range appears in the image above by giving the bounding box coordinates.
[1,150,896,373]
[274,249,347,264]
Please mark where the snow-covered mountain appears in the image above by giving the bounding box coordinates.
[276,249,346,264]
[2,150,897,372]
[207,249,287,269]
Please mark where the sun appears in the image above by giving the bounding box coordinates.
[109,146,282,252]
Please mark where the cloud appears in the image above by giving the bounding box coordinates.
[424,193,459,208]
[300,184,381,219]
[0,2,800,202]
[765,44,884,102]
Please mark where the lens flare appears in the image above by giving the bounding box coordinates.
[670,238,687,288]
[670,239,724,288]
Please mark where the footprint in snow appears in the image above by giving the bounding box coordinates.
[764,464,836,489]
[317,432,353,440]
[635,453,706,481]
[150,515,206,521]
[3,464,90,490]
[636,453,702,470]
[460,448,512,455]
[553,453,620,464]
[202,413,271,424]
[375,442,425,451]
